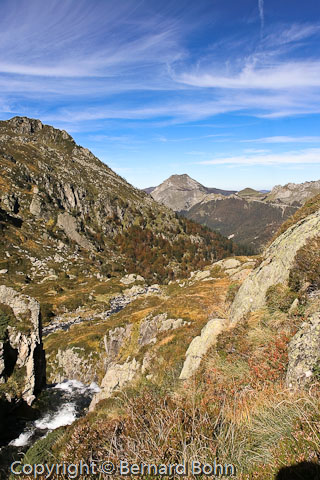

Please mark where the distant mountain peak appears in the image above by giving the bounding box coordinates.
[162,174,207,191]
[146,174,235,211]
[150,174,208,211]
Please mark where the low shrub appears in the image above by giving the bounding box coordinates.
[265,284,298,313]
[289,235,320,291]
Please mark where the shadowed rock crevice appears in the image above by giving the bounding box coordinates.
[3,342,18,378]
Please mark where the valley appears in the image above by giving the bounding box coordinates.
[0,117,320,479]
[147,174,320,250]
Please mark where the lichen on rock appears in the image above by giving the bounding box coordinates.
[230,209,320,324]
[286,312,320,388]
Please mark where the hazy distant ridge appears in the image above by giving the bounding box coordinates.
[146,174,320,250]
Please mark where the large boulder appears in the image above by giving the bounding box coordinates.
[179,318,225,380]
[230,209,320,324]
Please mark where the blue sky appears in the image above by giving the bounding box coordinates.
[0,0,320,190]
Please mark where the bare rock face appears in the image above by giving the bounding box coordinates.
[57,212,94,251]
[29,194,43,217]
[6,116,44,135]
[89,358,140,411]
[230,209,320,324]
[104,324,133,364]
[286,312,320,388]
[138,313,188,347]
[50,347,100,384]
[179,318,226,380]
[151,174,209,211]
[266,180,320,206]
[0,285,45,406]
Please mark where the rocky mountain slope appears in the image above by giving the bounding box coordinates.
[266,179,320,206]
[1,117,320,478]
[147,174,320,251]
[0,116,243,425]
[0,116,240,288]
[16,193,320,480]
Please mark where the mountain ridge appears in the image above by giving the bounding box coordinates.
[147,173,320,250]
[0,116,242,312]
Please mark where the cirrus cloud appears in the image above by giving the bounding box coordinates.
[198,148,320,166]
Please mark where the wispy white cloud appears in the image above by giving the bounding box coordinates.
[40,86,320,125]
[176,61,320,90]
[0,0,320,125]
[262,23,320,48]
[258,0,264,35]
[0,0,185,87]
[243,136,320,143]
[243,148,270,153]
[198,148,320,166]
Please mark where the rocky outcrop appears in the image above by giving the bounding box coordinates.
[120,274,145,285]
[266,180,320,206]
[179,318,226,380]
[230,209,320,324]
[5,116,44,135]
[29,187,44,217]
[50,347,100,384]
[57,212,94,251]
[89,358,140,410]
[104,324,133,363]
[0,286,45,405]
[139,313,188,346]
[286,312,320,388]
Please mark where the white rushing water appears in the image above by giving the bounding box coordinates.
[9,431,34,447]
[34,403,77,430]
[53,379,100,394]
[8,380,100,448]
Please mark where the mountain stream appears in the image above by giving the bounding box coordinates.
[0,380,100,477]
